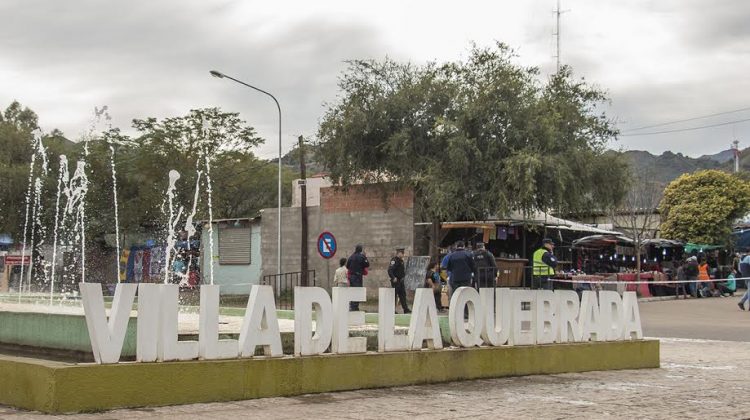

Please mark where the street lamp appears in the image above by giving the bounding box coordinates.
[210,70,283,278]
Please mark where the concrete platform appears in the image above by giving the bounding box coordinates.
[0,340,659,414]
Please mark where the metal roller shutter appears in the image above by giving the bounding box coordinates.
[218,226,251,265]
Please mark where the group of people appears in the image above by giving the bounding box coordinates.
[331,240,501,314]
[675,255,736,298]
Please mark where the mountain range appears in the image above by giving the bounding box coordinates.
[615,148,742,185]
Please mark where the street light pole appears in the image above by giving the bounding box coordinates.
[209,70,283,278]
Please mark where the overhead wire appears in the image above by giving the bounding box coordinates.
[620,106,750,133]
[619,117,750,136]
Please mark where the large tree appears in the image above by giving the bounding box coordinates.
[317,43,628,226]
[659,169,750,244]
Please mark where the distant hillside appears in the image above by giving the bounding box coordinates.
[700,149,736,163]
[616,150,721,185]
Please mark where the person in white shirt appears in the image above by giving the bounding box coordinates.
[334,257,349,287]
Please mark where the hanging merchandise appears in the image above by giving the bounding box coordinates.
[126,246,136,282]
[119,249,130,282]
[133,249,144,283]
[150,246,165,277]
[497,227,508,240]
[141,248,151,282]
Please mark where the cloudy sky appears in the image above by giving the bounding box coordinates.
[1,0,749,158]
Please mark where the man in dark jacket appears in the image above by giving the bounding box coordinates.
[472,242,497,288]
[443,241,476,293]
[346,244,369,310]
[387,248,411,314]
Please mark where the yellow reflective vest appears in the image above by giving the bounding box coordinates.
[533,248,555,276]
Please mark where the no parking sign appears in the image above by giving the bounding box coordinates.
[317,231,337,259]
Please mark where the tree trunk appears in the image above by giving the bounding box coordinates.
[430,221,440,263]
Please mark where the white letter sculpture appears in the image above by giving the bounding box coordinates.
[580,290,605,342]
[480,288,511,346]
[408,288,443,350]
[378,288,409,352]
[535,290,558,345]
[199,284,239,359]
[555,290,582,343]
[80,282,137,364]
[599,290,624,341]
[239,285,283,357]
[294,287,333,356]
[332,287,367,354]
[159,284,199,361]
[449,287,484,347]
[136,283,161,362]
[510,289,536,345]
[621,291,643,339]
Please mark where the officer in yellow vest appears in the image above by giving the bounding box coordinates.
[532,238,558,290]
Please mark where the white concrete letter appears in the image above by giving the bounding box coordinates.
[599,290,624,341]
[510,290,536,345]
[408,288,443,350]
[535,290,558,345]
[580,291,605,342]
[621,291,643,340]
[294,287,333,356]
[554,290,582,343]
[480,288,511,346]
[448,287,484,347]
[199,285,239,360]
[378,288,409,352]
[137,283,161,362]
[80,282,137,364]
[239,285,283,357]
[159,284,199,361]
[331,287,367,354]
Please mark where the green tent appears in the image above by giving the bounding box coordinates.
[683,243,724,253]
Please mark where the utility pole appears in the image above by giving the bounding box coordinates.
[732,139,740,173]
[298,135,309,286]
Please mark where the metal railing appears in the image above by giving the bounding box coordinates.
[261,270,316,310]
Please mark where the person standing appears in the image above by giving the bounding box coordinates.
[443,241,476,293]
[345,244,369,311]
[334,257,349,287]
[532,238,557,290]
[425,262,443,311]
[684,256,700,297]
[387,248,411,314]
[472,242,497,289]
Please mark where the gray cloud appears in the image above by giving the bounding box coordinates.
[0,0,388,157]
[2,0,750,159]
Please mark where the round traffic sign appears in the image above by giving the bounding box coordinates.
[317,231,337,259]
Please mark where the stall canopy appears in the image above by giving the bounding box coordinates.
[641,238,683,248]
[423,211,621,235]
[572,234,634,249]
[683,243,724,253]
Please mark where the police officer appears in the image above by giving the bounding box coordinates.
[345,244,369,310]
[388,247,411,314]
[532,238,557,290]
[472,242,497,288]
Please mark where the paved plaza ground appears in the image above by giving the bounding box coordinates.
[1,294,748,419]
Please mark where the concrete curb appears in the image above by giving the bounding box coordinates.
[0,340,660,414]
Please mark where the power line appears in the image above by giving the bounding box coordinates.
[619,117,750,136]
[621,106,750,132]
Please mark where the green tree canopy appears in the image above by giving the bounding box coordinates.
[659,169,750,244]
[316,43,628,222]
[0,103,295,244]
